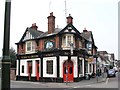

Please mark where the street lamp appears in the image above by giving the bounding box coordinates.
[1,0,11,90]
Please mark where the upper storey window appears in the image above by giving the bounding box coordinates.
[26,41,35,53]
[62,34,75,48]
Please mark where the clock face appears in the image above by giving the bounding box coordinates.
[87,43,92,50]
[45,41,54,49]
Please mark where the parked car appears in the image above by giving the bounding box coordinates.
[113,67,118,72]
[107,69,116,77]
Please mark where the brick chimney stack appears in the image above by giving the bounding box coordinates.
[66,14,73,24]
[47,12,55,34]
[83,27,88,32]
[30,23,38,30]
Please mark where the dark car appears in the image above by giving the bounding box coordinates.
[107,69,116,77]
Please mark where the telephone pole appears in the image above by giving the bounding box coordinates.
[1,0,11,90]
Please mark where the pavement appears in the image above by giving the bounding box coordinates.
[11,73,108,88]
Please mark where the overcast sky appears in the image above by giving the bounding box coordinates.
[0,0,118,59]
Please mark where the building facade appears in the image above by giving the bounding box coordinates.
[16,12,97,82]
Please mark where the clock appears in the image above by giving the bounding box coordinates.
[45,41,54,49]
[86,43,92,50]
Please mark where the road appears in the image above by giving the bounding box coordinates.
[11,72,119,89]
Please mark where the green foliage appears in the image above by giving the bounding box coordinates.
[9,47,17,68]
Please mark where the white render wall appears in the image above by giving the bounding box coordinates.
[82,59,85,76]
[78,58,85,77]
[71,57,77,77]
[59,56,68,78]
[43,57,57,78]
[19,58,40,77]
[16,60,19,75]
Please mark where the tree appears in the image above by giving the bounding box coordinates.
[9,47,17,68]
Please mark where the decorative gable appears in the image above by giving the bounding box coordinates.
[23,31,34,41]
[58,24,80,35]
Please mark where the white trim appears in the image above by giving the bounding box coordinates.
[19,58,40,77]
[59,56,68,78]
[43,57,57,77]
[16,60,19,75]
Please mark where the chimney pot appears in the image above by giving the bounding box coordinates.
[66,14,73,24]
[83,27,88,32]
[50,12,53,16]
[30,23,38,30]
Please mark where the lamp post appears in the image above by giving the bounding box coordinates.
[1,0,11,90]
[66,42,73,85]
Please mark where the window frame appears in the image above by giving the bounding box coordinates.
[46,60,53,74]
[26,41,35,52]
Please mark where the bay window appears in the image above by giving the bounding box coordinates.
[26,41,35,53]
[62,34,75,48]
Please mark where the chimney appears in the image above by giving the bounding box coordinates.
[30,23,38,30]
[66,14,73,24]
[47,12,55,34]
[83,27,88,32]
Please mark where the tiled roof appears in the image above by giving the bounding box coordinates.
[37,28,62,38]
[28,28,44,38]
[81,31,92,42]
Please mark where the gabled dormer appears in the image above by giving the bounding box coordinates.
[58,14,82,50]
[16,23,44,54]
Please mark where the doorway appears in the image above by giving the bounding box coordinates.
[63,60,74,82]
[36,60,40,81]
[27,61,32,81]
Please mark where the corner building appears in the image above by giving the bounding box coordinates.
[16,12,97,82]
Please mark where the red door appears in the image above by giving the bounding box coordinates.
[63,60,74,82]
[36,61,40,81]
[28,61,32,81]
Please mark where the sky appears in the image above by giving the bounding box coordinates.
[0,0,118,59]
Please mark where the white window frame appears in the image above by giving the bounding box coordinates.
[26,41,35,53]
[62,34,75,48]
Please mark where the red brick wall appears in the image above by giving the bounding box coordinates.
[55,36,59,48]
[18,43,25,54]
[38,39,44,51]
[10,68,16,80]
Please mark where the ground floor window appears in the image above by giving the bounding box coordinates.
[79,60,83,74]
[46,60,53,74]
[22,65,24,73]
[89,64,92,73]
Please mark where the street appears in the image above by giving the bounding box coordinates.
[11,72,118,89]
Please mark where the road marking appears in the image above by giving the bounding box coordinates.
[73,84,92,88]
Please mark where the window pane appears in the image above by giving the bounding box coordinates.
[64,67,67,74]
[27,42,31,51]
[22,65,24,73]
[46,60,53,74]
[32,42,35,50]
[69,67,72,74]
[79,60,82,74]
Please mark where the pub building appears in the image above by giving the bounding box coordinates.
[16,12,97,82]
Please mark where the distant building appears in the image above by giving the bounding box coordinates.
[98,51,115,67]
[16,12,97,82]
